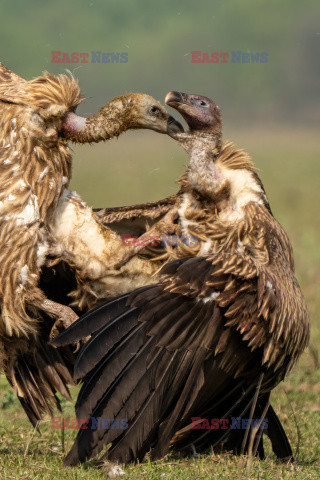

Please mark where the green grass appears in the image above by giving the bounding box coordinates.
[1,127,319,479]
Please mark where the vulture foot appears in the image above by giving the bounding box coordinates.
[37,299,79,340]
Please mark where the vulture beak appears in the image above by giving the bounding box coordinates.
[165,91,194,118]
[165,91,193,137]
[167,115,184,134]
[165,91,188,109]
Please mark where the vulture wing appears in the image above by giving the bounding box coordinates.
[94,195,177,224]
[54,250,307,465]
[93,195,178,246]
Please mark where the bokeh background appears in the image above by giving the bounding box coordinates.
[0,1,320,478]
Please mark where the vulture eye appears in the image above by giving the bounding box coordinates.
[150,105,161,115]
[199,101,207,106]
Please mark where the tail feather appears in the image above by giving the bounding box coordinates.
[4,333,75,428]
[15,362,49,423]
[266,404,293,459]
[39,343,74,386]
[36,353,71,402]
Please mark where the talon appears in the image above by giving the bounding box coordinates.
[49,309,79,341]
[36,298,78,341]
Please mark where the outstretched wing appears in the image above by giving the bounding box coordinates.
[53,252,307,465]
[94,195,177,225]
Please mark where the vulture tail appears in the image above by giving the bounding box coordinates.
[172,393,293,461]
[266,404,293,459]
[3,319,75,429]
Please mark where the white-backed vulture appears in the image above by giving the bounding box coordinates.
[52,92,309,467]
[0,61,182,427]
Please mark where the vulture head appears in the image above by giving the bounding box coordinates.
[165,91,264,209]
[165,91,222,136]
[165,91,224,178]
[62,93,184,143]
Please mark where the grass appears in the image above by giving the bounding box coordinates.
[1,127,319,479]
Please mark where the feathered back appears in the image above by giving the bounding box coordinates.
[0,65,83,115]
[19,72,83,115]
[0,65,83,338]
[0,63,83,426]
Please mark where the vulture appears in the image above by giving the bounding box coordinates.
[0,60,182,427]
[52,92,310,468]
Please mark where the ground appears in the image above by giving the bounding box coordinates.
[1,127,319,479]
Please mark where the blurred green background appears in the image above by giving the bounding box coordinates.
[1,0,318,206]
[1,0,319,122]
[0,1,320,478]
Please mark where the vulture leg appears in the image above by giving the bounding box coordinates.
[35,298,78,339]
[251,399,270,458]
[240,372,264,455]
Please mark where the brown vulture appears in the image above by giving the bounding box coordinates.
[0,61,182,427]
[52,92,309,468]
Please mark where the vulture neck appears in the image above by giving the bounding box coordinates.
[178,135,266,222]
[179,131,223,202]
[65,98,135,143]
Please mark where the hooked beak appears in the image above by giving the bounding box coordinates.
[165,91,188,108]
[167,114,184,134]
[165,91,195,128]
[165,91,191,138]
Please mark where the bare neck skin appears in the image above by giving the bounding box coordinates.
[174,131,222,200]
[62,98,134,143]
[175,131,268,228]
